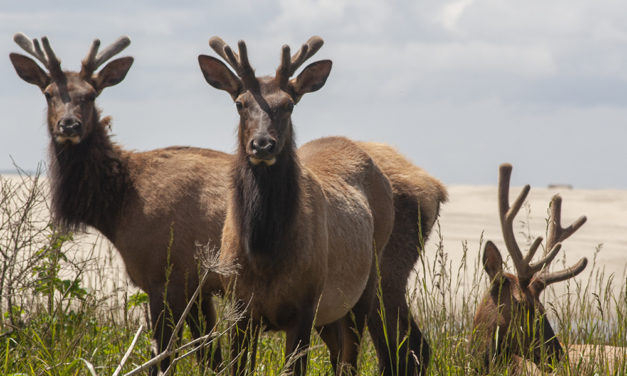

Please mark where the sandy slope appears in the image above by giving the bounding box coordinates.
[2,173,625,313]
[435,184,627,282]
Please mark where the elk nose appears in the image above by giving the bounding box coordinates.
[58,117,82,134]
[251,136,276,157]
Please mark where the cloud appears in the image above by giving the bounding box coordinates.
[3,0,627,187]
[438,0,474,33]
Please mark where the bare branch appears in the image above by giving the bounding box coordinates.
[112,324,144,376]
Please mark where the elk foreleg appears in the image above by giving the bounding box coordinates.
[230,313,260,376]
[285,308,315,376]
[316,321,343,373]
[148,289,185,376]
[185,295,223,370]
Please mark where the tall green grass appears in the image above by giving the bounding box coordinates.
[0,172,624,375]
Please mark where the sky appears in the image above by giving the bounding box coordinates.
[1,0,626,188]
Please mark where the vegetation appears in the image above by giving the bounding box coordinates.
[0,171,625,375]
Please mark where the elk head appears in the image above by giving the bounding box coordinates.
[9,33,133,145]
[471,164,588,372]
[198,36,332,166]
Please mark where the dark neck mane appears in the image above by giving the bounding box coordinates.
[48,116,129,239]
[232,140,301,258]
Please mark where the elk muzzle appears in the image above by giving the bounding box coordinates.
[249,135,277,166]
[55,116,83,144]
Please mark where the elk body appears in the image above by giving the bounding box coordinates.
[357,141,447,375]
[198,37,397,375]
[470,163,590,374]
[9,34,230,375]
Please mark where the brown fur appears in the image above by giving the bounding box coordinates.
[470,164,592,374]
[200,40,396,376]
[200,38,448,376]
[358,142,447,376]
[10,47,229,375]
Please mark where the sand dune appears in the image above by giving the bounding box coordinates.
[435,184,627,282]
[2,173,625,313]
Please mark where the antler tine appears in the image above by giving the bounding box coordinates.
[13,33,47,66]
[209,36,238,69]
[546,195,588,250]
[275,36,324,88]
[40,37,61,72]
[80,39,100,78]
[93,36,130,68]
[288,36,324,76]
[276,44,292,88]
[80,36,129,79]
[498,163,535,284]
[236,40,255,78]
[84,39,100,67]
[537,257,588,288]
[208,36,257,90]
[532,194,588,288]
[14,32,62,77]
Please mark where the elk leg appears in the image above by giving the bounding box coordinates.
[148,290,185,376]
[368,283,430,376]
[230,314,260,376]
[316,321,343,373]
[185,295,223,370]
[335,259,380,376]
[285,308,315,376]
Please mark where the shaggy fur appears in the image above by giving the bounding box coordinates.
[10,49,230,376]
[232,141,301,260]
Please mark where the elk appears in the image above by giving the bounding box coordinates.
[198,36,397,375]
[356,141,447,376]
[199,37,447,376]
[470,163,589,373]
[9,33,231,375]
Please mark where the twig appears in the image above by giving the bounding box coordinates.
[112,324,144,376]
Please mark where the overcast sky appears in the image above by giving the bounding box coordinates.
[1,1,626,188]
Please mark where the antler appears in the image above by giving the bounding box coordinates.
[13,32,63,79]
[534,195,588,287]
[275,36,324,88]
[81,36,131,78]
[497,163,587,288]
[208,36,257,90]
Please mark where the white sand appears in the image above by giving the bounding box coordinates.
[2,173,625,312]
[434,184,627,282]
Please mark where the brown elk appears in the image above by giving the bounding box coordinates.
[198,36,397,375]
[356,141,447,376]
[199,36,447,376]
[470,163,589,373]
[9,33,231,375]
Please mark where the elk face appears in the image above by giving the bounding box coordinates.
[233,79,295,166]
[198,37,332,167]
[9,34,133,146]
[475,241,563,369]
[42,73,97,145]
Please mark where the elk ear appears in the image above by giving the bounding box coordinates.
[9,53,50,90]
[288,60,332,102]
[93,57,134,92]
[198,55,242,100]
[483,241,503,281]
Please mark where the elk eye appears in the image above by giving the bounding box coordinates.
[235,101,243,111]
[44,92,52,101]
[285,102,294,112]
